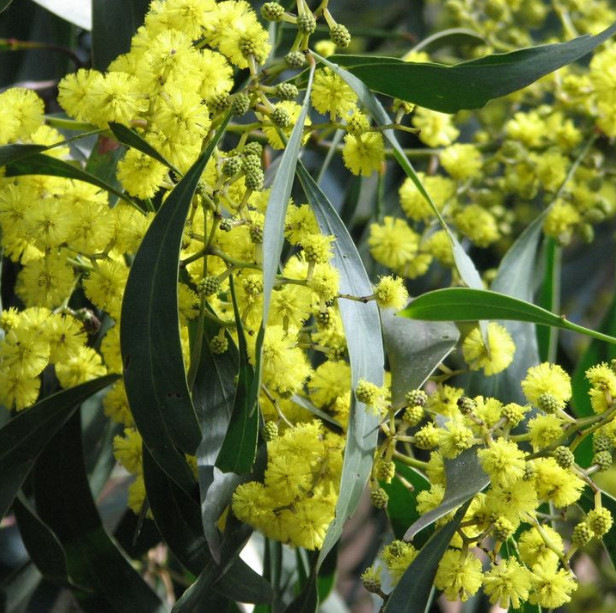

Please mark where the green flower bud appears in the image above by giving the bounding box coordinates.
[553,445,575,469]
[231,93,251,116]
[297,12,317,34]
[405,389,427,407]
[275,82,299,101]
[285,51,306,68]
[370,487,389,509]
[261,2,284,21]
[199,275,220,297]
[330,23,351,48]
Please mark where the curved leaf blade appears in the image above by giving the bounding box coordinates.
[33,413,167,613]
[401,287,616,344]
[315,53,484,293]
[0,143,47,166]
[385,501,472,612]
[121,116,229,494]
[13,495,72,587]
[4,153,137,207]
[214,278,259,475]
[142,447,210,574]
[108,122,174,169]
[335,22,616,113]
[296,162,384,568]
[262,61,315,324]
[0,374,118,519]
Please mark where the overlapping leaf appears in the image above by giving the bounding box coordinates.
[91,0,149,69]
[296,162,384,567]
[0,374,118,519]
[402,287,616,345]
[332,21,616,113]
[385,501,472,612]
[33,413,167,612]
[4,152,137,207]
[121,115,229,495]
[403,448,488,541]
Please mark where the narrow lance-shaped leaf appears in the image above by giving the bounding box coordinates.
[192,319,241,560]
[0,143,47,166]
[108,122,175,170]
[401,287,616,345]
[332,21,616,113]
[465,213,544,403]
[33,412,168,613]
[262,60,315,324]
[296,162,384,568]
[215,277,259,475]
[0,374,118,520]
[13,495,73,588]
[121,114,231,495]
[385,501,472,612]
[4,153,139,208]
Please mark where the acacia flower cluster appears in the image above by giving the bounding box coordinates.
[2,0,616,608]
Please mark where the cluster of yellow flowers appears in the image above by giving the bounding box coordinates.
[361,360,616,609]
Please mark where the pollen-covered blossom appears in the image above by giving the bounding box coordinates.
[478,438,527,487]
[434,549,483,602]
[373,276,408,310]
[586,362,616,413]
[521,362,572,410]
[462,322,516,375]
[342,131,385,176]
[412,107,460,147]
[311,67,358,120]
[482,558,532,610]
[529,559,577,608]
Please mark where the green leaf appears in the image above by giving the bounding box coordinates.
[407,27,485,53]
[579,488,616,570]
[333,22,616,113]
[404,448,488,540]
[536,237,560,362]
[0,0,14,13]
[91,0,149,69]
[381,310,459,407]
[381,463,431,543]
[0,143,47,166]
[4,153,137,207]
[33,412,167,612]
[142,447,210,574]
[172,556,273,611]
[192,320,241,560]
[262,61,315,324]
[401,287,616,345]
[121,115,230,494]
[215,278,259,475]
[0,374,118,519]
[108,122,175,169]
[384,501,472,612]
[13,495,72,587]
[296,162,384,568]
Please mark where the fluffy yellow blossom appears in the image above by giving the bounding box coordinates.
[342,132,385,176]
[399,174,455,222]
[373,276,408,310]
[521,362,572,410]
[434,549,483,602]
[529,559,577,609]
[483,558,532,610]
[412,107,460,147]
[478,438,526,487]
[462,322,515,375]
[440,143,483,180]
[311,68,358,120]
